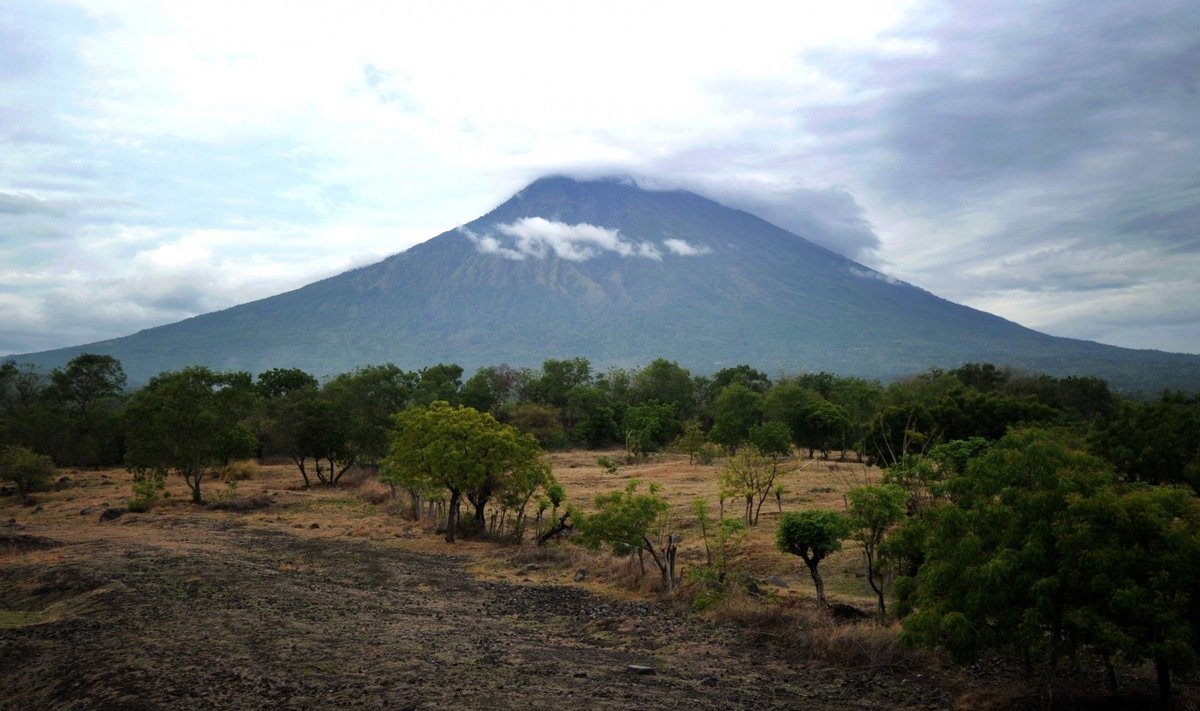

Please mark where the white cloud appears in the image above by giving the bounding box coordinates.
[663,239,712,256]
[463,218,663,262]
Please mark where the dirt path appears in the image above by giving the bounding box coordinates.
[1,517,952,710]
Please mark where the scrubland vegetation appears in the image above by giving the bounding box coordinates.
[3,354,1199,708]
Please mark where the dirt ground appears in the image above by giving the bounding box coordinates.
[0,455,1183,710]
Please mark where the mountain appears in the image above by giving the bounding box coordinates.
[10,176,1200,391]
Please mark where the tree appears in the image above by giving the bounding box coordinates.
[777,509,849,608]
[630,359,695,420]
[385,402,546,543]
[1056,483,1200,704]
[846,483,906,621]
[0,445,55,501]
[412,363,463,406]
[323,364,418,475]
[900,428,1200,704]
[508,403,566,448]
[50,353,126,417]
[623,402,680,456]
[708,383,764,450]
[254,367,318,400]
[123,367,257,504]
[719,425,795,527]
[574,480,680,593]
[900,429,1116,666]
[710,364,771,394]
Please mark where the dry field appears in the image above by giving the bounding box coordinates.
[0,451,1177,709]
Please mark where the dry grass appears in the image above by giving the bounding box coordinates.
[695,588,929,671]
[546,447,882,608]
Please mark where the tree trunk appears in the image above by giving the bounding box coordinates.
[1156,655,1172,709]
[1102,653,1117,694]
[806,559,827,607]
[189,474,203,504]
[446,489,461,543]
[745,494,754,527]
[291,456,310,488]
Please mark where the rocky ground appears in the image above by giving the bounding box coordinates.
[0,463,1188,710]
[0,513,961,711]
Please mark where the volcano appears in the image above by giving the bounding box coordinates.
[11,176,1200,390]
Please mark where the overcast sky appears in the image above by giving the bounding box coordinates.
[2,0,1197,357]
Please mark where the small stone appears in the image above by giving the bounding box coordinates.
[574,569,588,582]
[700,676,718,687]
[763,576,788,588]
[80,507,95,515]
[573,671,587,678]
[309,523,320,529]
[627,665,656,675]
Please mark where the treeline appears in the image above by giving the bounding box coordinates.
[2,354,1197,494]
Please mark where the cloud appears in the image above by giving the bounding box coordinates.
[462,218,666,262]
[663,239,712,256]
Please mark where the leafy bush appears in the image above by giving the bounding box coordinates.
[0,445,55,500]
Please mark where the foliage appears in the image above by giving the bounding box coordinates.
[509,403,566,448]
[719,441,796,526]
[672,420,709,464]
[0,444,55,499]
[708,383,764,450]
[1090,392,1200,492]
[384,401,547,542]
[846,484,907,620]
[899,428,1200,703]
[777,509,849,607]
[623,401,680,456]
[123,366,257,504]
[574,480,680,592]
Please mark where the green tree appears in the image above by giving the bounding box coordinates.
[623,401,680,456]
[574,480,680,593]
[508,403,566,448]
[50,353,126,417]
[123,367,257,504]
[900,430,1116,666]
[776,509,849,608]
[385,402,545,543]
[719,426,795,527]
[846,483,907,621]
[0,444,55,500]
[708,383,764,450]
[254,367,318,400]
[630,359,695,420]
[1056,483,1200,703]
[323,364,418,475]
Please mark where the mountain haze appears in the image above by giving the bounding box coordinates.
[11,176,1200,390]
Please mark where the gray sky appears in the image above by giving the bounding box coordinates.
[2,0,1197,356]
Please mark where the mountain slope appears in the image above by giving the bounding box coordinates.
[11,176,1200,390]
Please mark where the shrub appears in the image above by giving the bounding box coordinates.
[1,445,55,501]
[219,460,257,482]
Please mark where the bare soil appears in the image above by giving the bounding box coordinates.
[0,457,1185,710]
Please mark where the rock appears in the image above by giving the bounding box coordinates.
[309,523,320,529]
[829,602,871,621]
[763,576,788,588]
[99,507,126,522]
[58,476,71,484]
[701,676,718,687]
[627,665,656,675]
[33,505,43,513]
[573,671,587,678]
[574,569,588,582]
[80,507,96,515]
